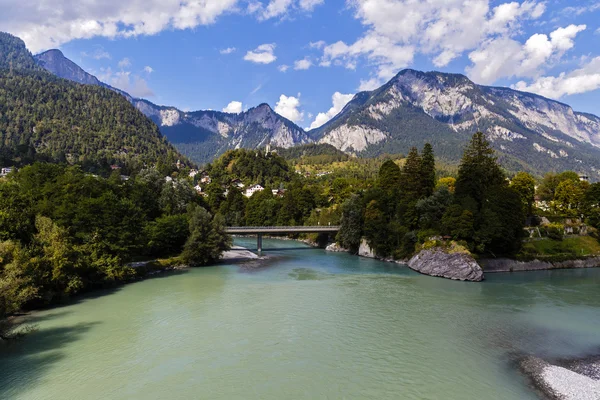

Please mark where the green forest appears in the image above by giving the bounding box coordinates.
[0,32,187,172]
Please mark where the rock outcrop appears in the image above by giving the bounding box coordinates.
[408,248,484,282]
[325,243,349,253]
[520,356,600,400]
[358,239,376,259]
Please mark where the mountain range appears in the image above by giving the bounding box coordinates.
[0,32,185,170]
[14,32,600,178]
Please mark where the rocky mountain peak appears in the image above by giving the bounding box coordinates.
[34,49,101,86]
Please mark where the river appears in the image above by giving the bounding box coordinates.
[1,238,600,399]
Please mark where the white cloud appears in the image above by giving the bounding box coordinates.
[1,0,239,53]
[220,47,236,54]
[81,47,111,60]
[250,0,324,20]
[319,0,548,86]
[309,40,326,49]
[118,57,131,68]
[98,67,154,98]
[466,24,587,84]
[274,94,304,122]
[143,66,154,74]
[278,64,290,72]
[294,57,312,70]
[513,56,600,99]
[299,0,324,11]
[223,101,243,113]
[309,92,354,129]
[244,43,277,64]
[358,77,382,91]
[562,3,600,16]
[250,84,263,95]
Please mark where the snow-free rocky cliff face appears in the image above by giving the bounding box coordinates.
[310,69,600,177]
[34,50,102,86]
[132,100,311,162]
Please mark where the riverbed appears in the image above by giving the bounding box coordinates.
[1,238,599,399]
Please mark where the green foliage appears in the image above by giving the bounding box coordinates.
[552,180,588,217]
[518,236,600,261]
[181,206,231,266]
[144,214,189,257]
[337,194,364,253]
[0,34,186,170]
[510,172,536,216]
[207,149,291,187]
[420,143,436,197]
[455,132,506,207]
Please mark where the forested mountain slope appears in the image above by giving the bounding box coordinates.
[310,69,600,177]
[0,32,185,170]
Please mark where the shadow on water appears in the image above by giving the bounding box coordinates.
[0,321,101,398]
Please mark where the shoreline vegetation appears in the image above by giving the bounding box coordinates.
[2,133,600,338]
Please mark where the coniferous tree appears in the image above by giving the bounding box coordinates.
[420,143,436,198]
[401,147,423,202]
[454,132,506,208]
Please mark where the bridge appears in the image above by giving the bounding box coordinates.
[225,226,340,255]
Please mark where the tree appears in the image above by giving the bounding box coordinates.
[144,214,189,257]
[181,206,231,266]
[219,188,247,226]
[436,177,456,193]
[510,172,536,217]
[537,171,580,202]
[337,194,364,253]
[416,186,453,231]
[378,160,401,189]
[0,240,38,340]
[420,143,436,198]
[455,132,506,208]
[401,147,423,202]
[553,180,587,217]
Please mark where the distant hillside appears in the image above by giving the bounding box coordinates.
[276,143,350,164]
[310,69,600,178]
[0,32,187,170]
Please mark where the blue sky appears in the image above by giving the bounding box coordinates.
[1,0,600,129]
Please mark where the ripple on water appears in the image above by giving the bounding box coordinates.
[1,240,599,400]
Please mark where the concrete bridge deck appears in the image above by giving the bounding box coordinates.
[225,226,340,255]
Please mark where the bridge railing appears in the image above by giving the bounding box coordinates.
[225,226,340,231]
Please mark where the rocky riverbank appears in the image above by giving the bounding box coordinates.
[408,247,484,282]
[521,355,600,400]
[482,257,600,273]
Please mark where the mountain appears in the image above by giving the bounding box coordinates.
[34,49,103,86]
[31,48,310,164]
[30,41,600,177]
[132,100,311,164]
[310,69,600,177]
[0,32,185,170]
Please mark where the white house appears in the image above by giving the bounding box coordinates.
[189,169,199,178]
[245,184,264,197]
[0,167,14,177]
[232,179,245,189]
[194,184,203,193]
[200,173,211,184]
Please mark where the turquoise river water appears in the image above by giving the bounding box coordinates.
[1,238,600,399]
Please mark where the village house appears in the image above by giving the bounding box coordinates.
[194,184,203,193]
[199,171,211,184]
[245,184,264,197]
[231,179,245,189]
[189,169,199,178]
[0,167,14,177]
[271,188,286,197]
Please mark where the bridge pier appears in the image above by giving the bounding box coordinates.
[257,234,263,256]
